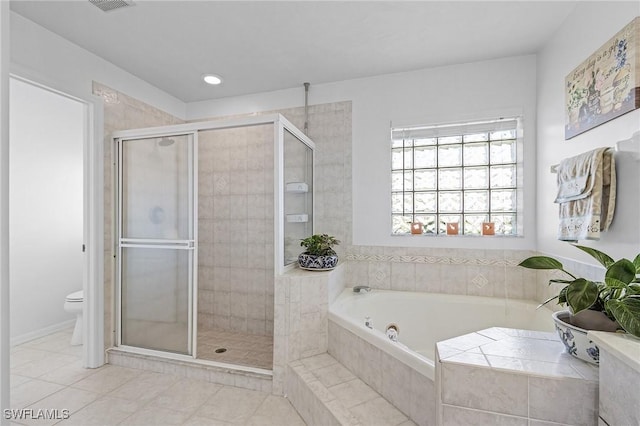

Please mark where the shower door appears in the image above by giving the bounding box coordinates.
[116,133,196,356]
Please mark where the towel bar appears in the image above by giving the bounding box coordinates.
[549,136,640,173]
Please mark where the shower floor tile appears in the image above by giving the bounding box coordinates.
[197,327,273,370]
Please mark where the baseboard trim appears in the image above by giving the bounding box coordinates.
[11,319,76,347]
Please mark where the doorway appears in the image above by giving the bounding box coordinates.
[9,77,84,347]
[9,75,104,368]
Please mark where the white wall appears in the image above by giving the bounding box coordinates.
[189,55,539,250]
[537,2,640,262]
[11,3,637,260]
[10,12,186,120]
[9,78,84,341]
[11,9,538,252]
[1,0,11,419]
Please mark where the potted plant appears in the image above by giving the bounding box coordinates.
[298,234,340,270]
[519,245,640,364]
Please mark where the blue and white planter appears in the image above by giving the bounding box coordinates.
[553,310,600,365]
[298,253,339,271]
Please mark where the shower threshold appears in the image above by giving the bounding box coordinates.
[107,346,273,392]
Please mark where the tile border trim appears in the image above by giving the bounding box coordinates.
[344,253,521,267]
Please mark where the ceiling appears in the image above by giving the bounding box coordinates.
[10,1,579,103]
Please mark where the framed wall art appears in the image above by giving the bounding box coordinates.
[565,17,640,140]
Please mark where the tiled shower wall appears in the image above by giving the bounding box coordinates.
[198,125,275,336]
[93,82,185,350]
[195,101,353,340]
[211,101,354,253]
[278,102,353,250]
[192,101,352,340]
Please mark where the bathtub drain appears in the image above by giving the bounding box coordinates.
[214,348,227,354]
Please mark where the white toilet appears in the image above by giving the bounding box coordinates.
[64,290,84,346]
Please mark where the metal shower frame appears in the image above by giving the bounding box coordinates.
[111,114,315,371]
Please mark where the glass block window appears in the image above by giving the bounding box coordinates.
[391,118,521,236]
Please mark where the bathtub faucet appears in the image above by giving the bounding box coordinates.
[353,285,371,293]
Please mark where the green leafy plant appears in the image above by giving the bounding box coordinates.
[519,245,640,338]
[300,234,340,256]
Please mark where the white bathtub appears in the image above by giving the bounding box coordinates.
[328,288,555,381]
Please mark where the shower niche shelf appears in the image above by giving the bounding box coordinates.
[286,182,309,193]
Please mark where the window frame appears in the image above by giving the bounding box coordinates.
[390,117,523,237]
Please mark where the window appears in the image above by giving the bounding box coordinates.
[391,118,521,236]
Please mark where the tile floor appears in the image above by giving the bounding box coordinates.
[197,328,273,370]
[9,328,303,425]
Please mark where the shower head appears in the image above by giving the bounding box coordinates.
[158,137,175,147]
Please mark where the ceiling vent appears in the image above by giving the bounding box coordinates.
[89,0,134,12]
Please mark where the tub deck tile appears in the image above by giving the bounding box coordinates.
[436,327,598,382]
[441,351,489,368]
[436,327,600,426]
[437,332,495,352]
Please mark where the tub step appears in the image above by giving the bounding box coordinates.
[287,353,415,426]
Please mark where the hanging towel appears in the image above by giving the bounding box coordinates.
[554,147,616,241]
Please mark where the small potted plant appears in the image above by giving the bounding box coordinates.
[519,245,640,364]
[298,234,340,270]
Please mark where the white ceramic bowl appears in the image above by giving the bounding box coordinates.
[552,310,600,365]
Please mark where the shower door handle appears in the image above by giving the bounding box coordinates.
[120,239,195,250]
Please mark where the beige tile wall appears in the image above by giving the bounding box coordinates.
[222,101,354,253]
[93,82,185,350]
[344,246,611,311]
[436,332,600,426]
[345,246,539,301]
[189,101,353,254]
[276,102,353,250]
[344,245,611,310]
[197,125,275,336]
[599,350,640,425]
[194,101,352,341]
[273,265,345,395]
[328,319,436,426]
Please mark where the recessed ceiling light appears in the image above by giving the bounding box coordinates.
[203,74,223,85]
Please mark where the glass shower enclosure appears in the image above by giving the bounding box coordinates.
[282,129,314,265]
[112,115,314,370]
